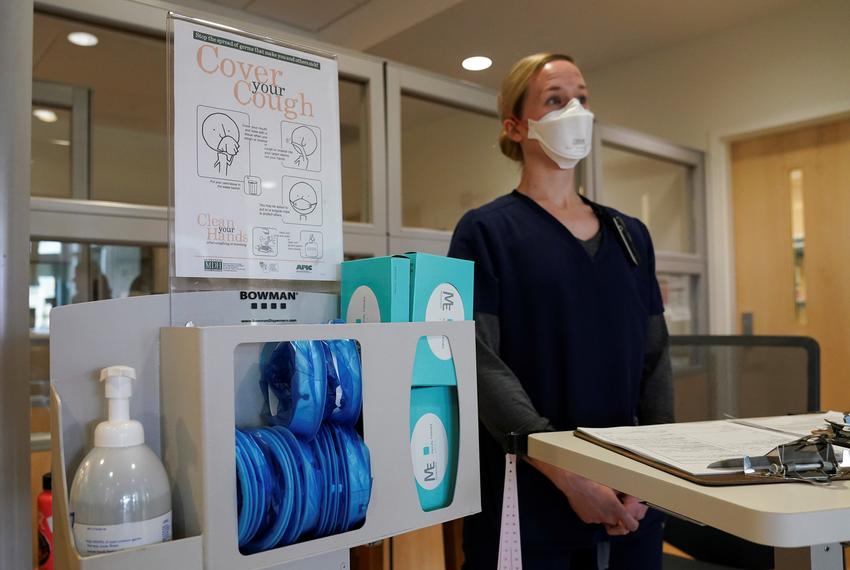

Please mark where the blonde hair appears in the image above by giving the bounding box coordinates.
[498,53,575,163]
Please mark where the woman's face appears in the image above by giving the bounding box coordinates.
[522,59,589,121]
[506,59,589,158]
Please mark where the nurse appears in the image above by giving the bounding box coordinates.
[448,53,673,569]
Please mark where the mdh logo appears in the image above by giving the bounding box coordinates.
[204,259,223,271]
[296,264,313,272]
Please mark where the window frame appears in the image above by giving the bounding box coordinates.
[31,80,91,199]
[385,62,499,248]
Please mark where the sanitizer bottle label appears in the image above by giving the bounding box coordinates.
[411,413,448,490]
[73,511,172,555]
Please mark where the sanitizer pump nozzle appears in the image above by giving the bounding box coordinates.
[94,365,144,448]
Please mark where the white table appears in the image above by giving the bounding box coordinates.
[528,431,850,569]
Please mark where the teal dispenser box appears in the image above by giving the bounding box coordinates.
[406,252,474,387]
[340,256,411,323]
[405,252,473,512]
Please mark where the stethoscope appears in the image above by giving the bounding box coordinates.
[581,196,642,268]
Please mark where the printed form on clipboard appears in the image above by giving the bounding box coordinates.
[576,411,847,478]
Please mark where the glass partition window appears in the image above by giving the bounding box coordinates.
[339,78,371,223]
[600,144,694,253]
[400,94,518,231]
[790,168,807,324]
[29,240,167,431]
[658,272,697,334]
[29,240,168,334]
[31,105,72,198]
[33,13,377,217]
[33,13,169,205]
[29,240,168,440]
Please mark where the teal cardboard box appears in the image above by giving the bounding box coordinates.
[404,252,474,387]
[340,256,411,323]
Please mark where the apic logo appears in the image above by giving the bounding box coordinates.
[204,259,223,271]
[295,264,313,272]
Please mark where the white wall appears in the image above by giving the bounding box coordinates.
[584,0,850,332]
[584,0,850,151]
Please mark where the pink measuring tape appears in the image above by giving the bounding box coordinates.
[497,453,522,569]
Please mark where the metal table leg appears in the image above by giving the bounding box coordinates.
[809,543,843,570]
[774,543,843,570]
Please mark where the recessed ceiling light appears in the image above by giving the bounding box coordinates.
[33,109,58,123]
[67,31,98,47]
[462,56,492,71]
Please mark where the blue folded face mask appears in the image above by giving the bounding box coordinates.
[260,340,327,441]
[322,340,363,426]
[335,425,372,530]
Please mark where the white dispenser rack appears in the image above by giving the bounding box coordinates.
[50,294,480,570]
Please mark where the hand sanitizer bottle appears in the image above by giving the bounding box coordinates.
[70,365,172,555]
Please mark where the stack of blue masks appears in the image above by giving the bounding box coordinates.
[235,424,372,553]
[260,339,362,437]
[239,338,369,554]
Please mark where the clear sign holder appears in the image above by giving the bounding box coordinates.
[166,13,344,326]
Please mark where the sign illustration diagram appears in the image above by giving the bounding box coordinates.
[282,121,321,171]
[197,106,251,182]
[202,112,240,174]
[284,177,321,224]
[301,231,322,259]
[172,17,343,280]
[253,227,278,256]
[251,227,323,261]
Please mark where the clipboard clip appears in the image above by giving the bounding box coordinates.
[813,414,850,447]
[709,436,850,484]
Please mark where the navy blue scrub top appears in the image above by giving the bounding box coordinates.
[448,190,665,550]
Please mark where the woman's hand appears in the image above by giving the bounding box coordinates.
[526,458,641,536]
[603,494,648,536]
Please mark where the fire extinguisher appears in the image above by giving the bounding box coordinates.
[37,472,53,570]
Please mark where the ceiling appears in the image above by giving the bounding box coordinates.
[201,0,807,90]
[31,0,810,135]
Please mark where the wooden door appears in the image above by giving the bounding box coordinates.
[731,117,850,411]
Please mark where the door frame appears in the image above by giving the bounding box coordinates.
[707,100,850,334]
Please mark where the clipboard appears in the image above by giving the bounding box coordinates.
[574,430,850,486]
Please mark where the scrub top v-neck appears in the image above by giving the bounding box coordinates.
[511,190,607,263]
[448,189,664,550]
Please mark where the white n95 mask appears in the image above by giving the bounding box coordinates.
[527,98,594,169]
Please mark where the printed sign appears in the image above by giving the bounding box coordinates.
[171,16,343,280]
